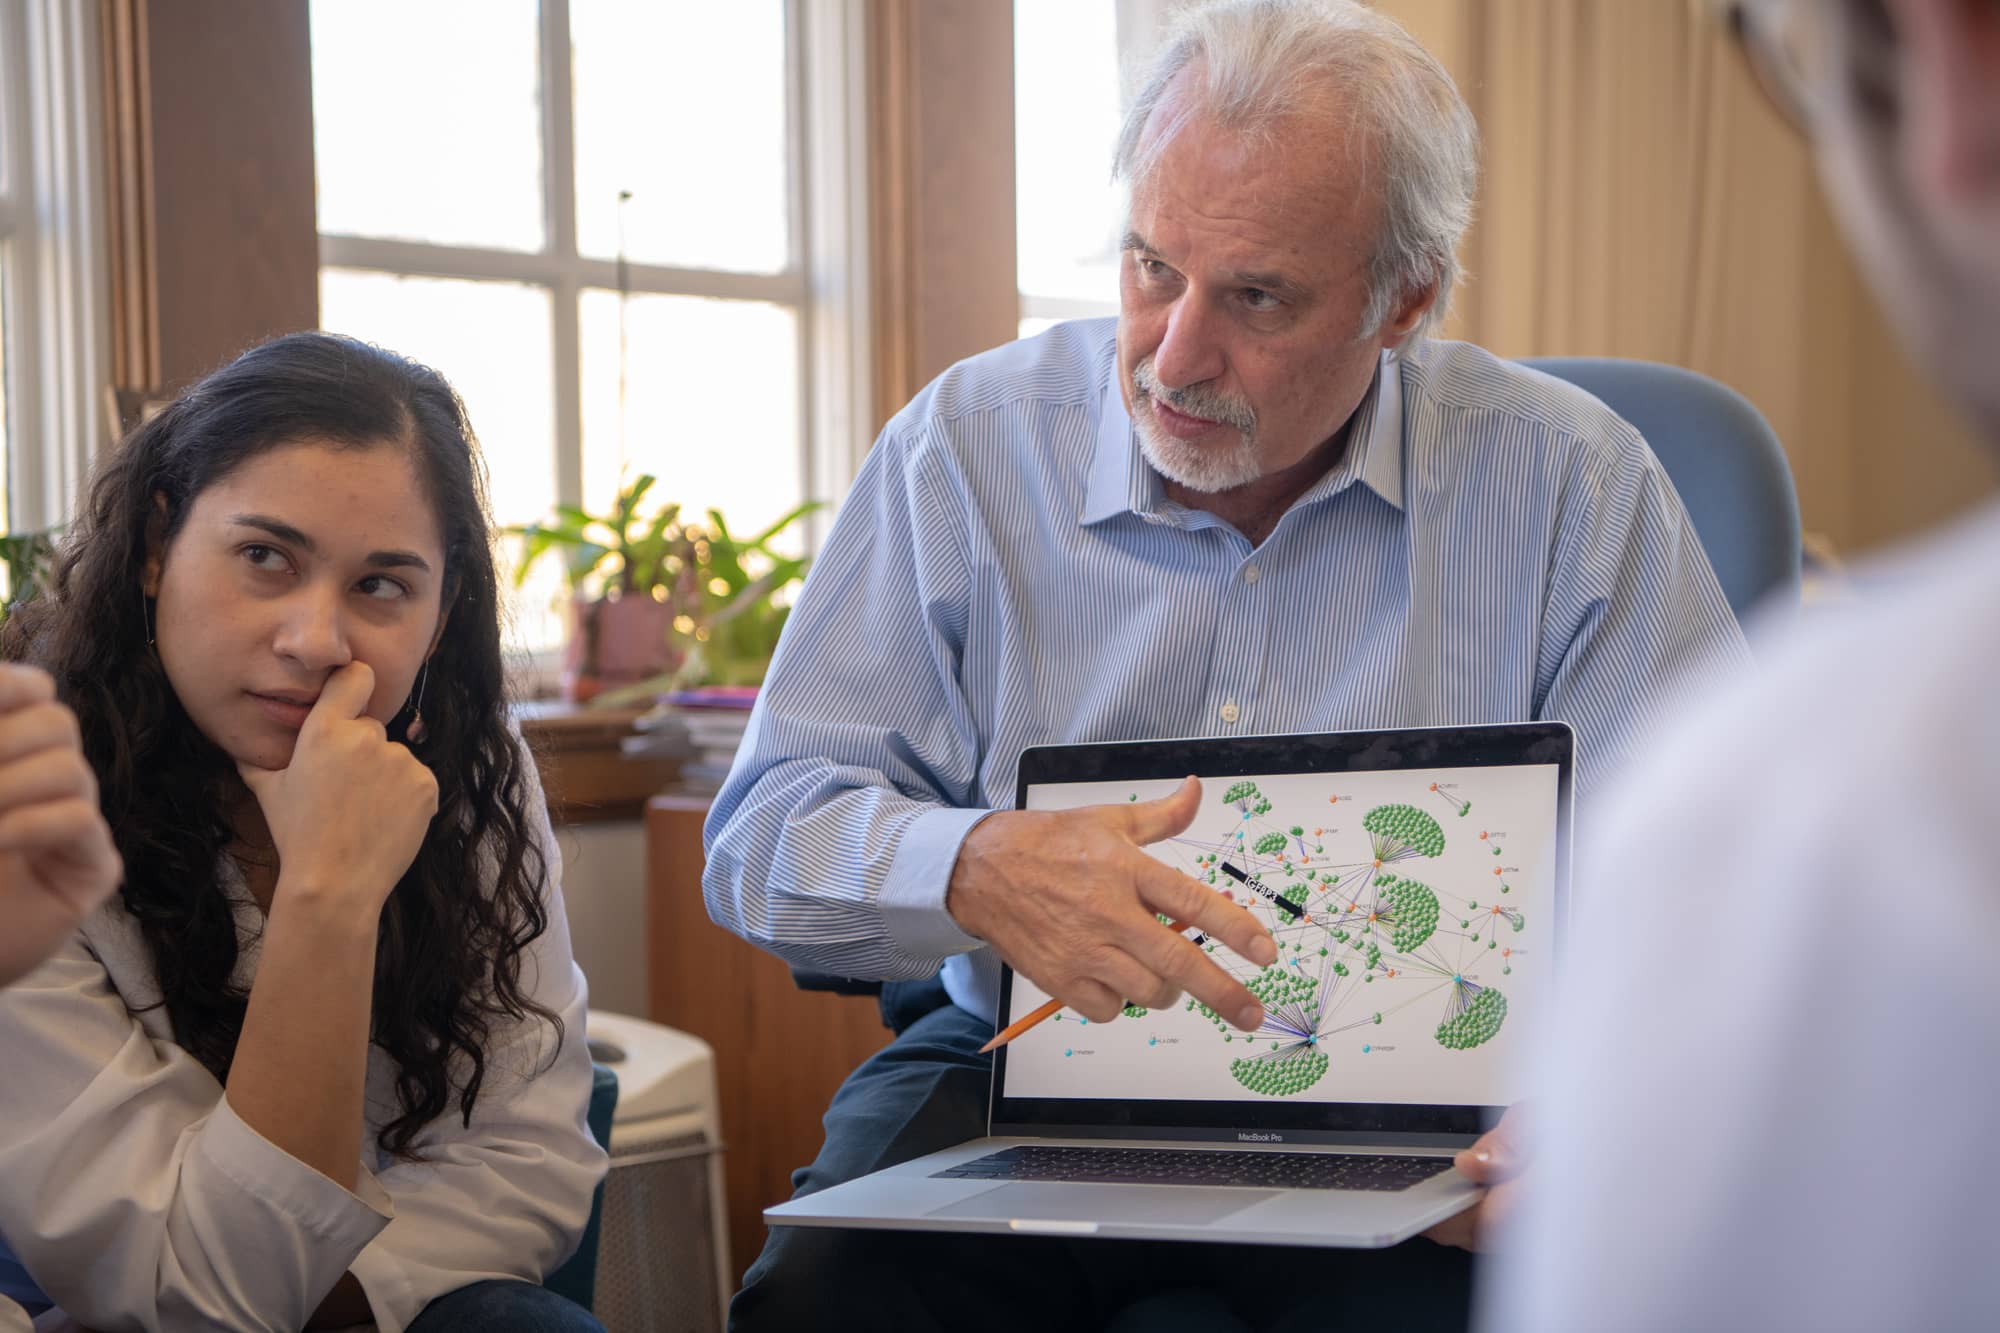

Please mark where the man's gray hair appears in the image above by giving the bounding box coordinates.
[1113,0,1479,345]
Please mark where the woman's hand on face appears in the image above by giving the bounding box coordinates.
[0,664,124,975]
[238,661,438,913]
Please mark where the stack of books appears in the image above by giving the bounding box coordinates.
[625,686,758,795]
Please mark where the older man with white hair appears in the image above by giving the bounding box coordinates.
[704,1,1745,1328]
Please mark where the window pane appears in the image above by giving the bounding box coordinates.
[578,290,800,552]
[0,260,10,537]
[1014,0,1125,307]
[571,1,790,274]
[318,268,563,652]
[310,1,545,251]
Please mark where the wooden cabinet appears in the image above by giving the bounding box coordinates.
[645,796,895,1290]
[515,701,682,823]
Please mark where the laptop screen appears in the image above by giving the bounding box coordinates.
[992,723,1571,1142]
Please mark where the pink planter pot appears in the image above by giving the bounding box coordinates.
[562,593,680,702]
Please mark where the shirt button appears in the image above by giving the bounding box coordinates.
[1242,564,1261,584]
[1219,702,1240,724]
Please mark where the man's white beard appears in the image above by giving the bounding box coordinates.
[1135,406,1264,493]
[1129,357,1262,493]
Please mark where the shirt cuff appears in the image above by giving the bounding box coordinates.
[878,806,995,963]
[202,1097,395,1240]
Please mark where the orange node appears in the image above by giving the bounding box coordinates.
[1502,948,1512,957]
[1493,867,1503,876]
[1479,831,1489,840]
[1373,858,1382,868]
[1492,906,1504,915]
[1313,828,1322,837]
[1429,783,1438,791]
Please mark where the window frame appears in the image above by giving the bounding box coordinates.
[0,0,112,536]
[314,0,871,665]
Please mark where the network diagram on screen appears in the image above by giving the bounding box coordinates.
[1004,764,1560,1107]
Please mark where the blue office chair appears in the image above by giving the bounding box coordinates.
[1522,357,1803,619]
[543,1061,619,1310]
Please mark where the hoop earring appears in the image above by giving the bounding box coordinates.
[405,662,430,744]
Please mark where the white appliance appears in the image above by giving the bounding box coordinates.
[586,1011,732,1333]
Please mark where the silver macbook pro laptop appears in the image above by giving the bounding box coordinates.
[767,721,1573,1248]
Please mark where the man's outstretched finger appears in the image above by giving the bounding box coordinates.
[1137,860,1278,967]
[1180,959,1266,1033]
[1128,925,1247,1013]
[1109,911,1266,1030]
[1088,943,1184,1013]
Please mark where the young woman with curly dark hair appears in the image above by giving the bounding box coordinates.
[0,332,607,1332]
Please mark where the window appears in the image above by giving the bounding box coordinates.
[0,0,109,549]
[311,0,861,661]
[1014,0,1152,340]
[1,11,24,542]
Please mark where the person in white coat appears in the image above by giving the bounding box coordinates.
[0,332,607,1332]
[0,661,124,1333]
[1485,1,2000,1328]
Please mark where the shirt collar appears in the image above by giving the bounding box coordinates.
[1081,349,1406,528]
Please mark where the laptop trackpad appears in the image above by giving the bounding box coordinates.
[927,1182,1278,1226]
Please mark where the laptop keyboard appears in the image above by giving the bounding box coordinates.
[931,1145,1455,1192]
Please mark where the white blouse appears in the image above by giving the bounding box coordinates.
[0,757,607,1333]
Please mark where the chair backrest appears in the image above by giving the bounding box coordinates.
[543,1060,620,1310]
[1523,357,1802,619]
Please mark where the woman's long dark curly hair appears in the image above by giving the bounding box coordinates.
[2,331,560,1158]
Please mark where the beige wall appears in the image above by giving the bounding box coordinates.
[1379,0,1993,556]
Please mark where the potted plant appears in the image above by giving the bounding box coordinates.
[510,475,820,703]
[0,528,60,628]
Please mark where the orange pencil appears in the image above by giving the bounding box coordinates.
[979,918,1192,1054]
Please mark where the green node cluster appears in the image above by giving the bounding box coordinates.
[1243,963,1319,1010]
[1362,803,1447,860]
[1436,987,1508,1049]
[1229,1046,1330,1097]
[1377,877,1441,953]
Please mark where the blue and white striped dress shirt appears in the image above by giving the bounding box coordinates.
[704,318,1746,1021]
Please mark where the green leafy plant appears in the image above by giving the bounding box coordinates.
[0,528,59,627]
[509,473,681,596]
[508,475,822,692]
